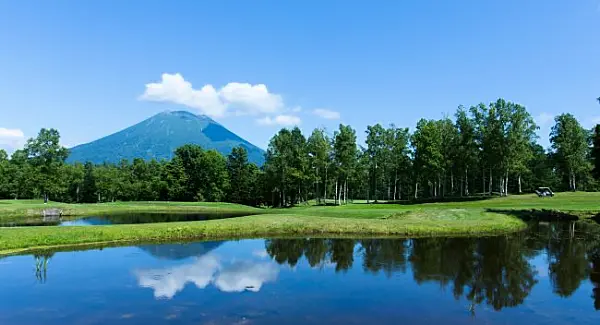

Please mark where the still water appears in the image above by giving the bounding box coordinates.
[1,222,599,324]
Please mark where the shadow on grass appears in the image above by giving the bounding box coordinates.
[486,208,580,221]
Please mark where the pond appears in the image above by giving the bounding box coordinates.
[1,221,599,324]
[0,212,249,227]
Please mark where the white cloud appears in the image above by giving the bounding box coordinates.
[135,255,220,299]
[256,114,301,126]
[291,106,302,113]
[535,112,554,127]
[0,128,24,139]
[252,249,269,259]
[134,254,279,299]
[220,82,283,115]
[0,128,25,152]
[214,261,278,292]
[139,73,284,118]
[313,108,341,120]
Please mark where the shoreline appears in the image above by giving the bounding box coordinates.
[0,212,527,256]
[2,193,599,256]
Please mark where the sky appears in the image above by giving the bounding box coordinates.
[1,0,599,153]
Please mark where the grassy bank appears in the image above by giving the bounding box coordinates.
[1,192,599,255]
[0,200,262,219]
[0,210,526,255]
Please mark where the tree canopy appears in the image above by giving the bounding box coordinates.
[1,98,599,204]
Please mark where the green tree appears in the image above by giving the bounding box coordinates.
[455,107,479,196]
[412,119,444,198]
[550,114,590,191]
[470,102,506,195]
[389,126,411,200]
[265,129,294,206]
[60,163,84,203]
[365,124,386,201]
[0,150,9,198]
[227,146,253,205]
[307,128,331,204]
[7,150,34,199]
[199,150,229,201]
[505,102,538,194]
[439,117,459,197]
[592,125,600,181]
[333,124,357,204]
[288,127,309,204]
[24,129,69,202]
[80,162,97,203]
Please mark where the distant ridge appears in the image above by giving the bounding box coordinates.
[67,110,265,165]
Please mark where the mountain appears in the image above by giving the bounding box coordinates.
[67,110,265,165]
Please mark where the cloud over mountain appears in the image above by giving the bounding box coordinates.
[140,73,284,118]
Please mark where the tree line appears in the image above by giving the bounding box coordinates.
[1,98,600,205]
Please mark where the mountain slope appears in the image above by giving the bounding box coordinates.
[67,111,265,165]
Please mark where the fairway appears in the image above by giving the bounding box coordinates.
[1,192,599,255]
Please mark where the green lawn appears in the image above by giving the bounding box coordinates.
[0,192,598,255]
[0,200,262,219]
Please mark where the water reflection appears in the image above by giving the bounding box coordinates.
[134,254,279,299]
[138,241,223,260]
[34,253,53,283]
[264,221,600,312]
[592,255,600,310]
[6,220,600,325]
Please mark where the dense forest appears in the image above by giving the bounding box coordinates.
[1,98,600,206]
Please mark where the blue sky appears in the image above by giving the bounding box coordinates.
[1,0,599,153]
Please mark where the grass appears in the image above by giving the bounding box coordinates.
[1,192,599,255]
[0,200,262,219]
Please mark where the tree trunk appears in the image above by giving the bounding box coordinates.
[399,183,402,200]
[460,171,464,197]
[482,167,485,195]
[374,174,378,202]
[465,167,469,196]
[393,174,397,201]
[335,180,338,205]
[344,178,348,205]
[518,174,522,194]
[573,172,577,191]
[324,167,328,204]
[441,174,445,198]
[451,171,454,196]
[315,168,319,204]
[414,182,418,199]
[505,171,509,196]
[489,169,493,195]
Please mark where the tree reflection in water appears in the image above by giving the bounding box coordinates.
[265,220,600,312]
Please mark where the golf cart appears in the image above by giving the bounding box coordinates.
[535,187,554,197]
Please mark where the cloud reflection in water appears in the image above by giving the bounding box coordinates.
[135,254,278,299]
